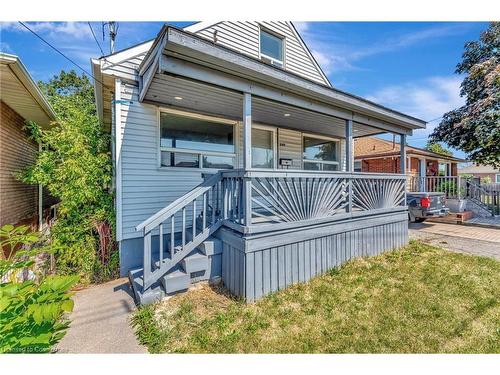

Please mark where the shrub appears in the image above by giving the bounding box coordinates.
[0,225,78,353]
[20,71,117,283]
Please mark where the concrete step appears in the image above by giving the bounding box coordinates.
[181,251,209,274]
[161,268,190,294]
[197,236,222,256]
[128,268,165,305]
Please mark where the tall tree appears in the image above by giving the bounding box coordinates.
[22,71,116,282]
[425,141,453,157]
[430,22,499,167]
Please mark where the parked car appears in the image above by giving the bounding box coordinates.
[406,192,449,222]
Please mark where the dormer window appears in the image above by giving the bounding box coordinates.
[260,29,284,67]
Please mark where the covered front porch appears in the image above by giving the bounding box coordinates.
[127,26,426,303]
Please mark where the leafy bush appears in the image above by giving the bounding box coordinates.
[20,71,117,283]
[0,225,78,353]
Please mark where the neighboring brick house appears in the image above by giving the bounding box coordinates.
[354,136,463,177]
[458,164,500,183]
[0,53,56,228]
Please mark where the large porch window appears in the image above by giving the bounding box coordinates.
[159,110,236,169]
[303,135,340,171]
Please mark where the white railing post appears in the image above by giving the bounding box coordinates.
[457,175,462,199]
[243,176,252,226]
[143,229,151,289]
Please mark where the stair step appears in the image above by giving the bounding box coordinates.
[128,268,165,305]
[181,251,209,274]
[197,236,222,256]
[161,269,190,294]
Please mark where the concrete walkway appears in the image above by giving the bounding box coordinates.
[56,278,147,353]
[409,222,500,260]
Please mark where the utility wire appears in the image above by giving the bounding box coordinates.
[88,22,105,57]
[18,21,108,88]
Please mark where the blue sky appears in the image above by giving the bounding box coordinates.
[0,21,489,158]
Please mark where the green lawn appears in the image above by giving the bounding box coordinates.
[131,241,500,353]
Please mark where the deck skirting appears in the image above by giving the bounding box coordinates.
[217,211,408,302]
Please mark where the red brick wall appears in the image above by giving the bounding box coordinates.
[361,156,420,174]
[0,100,39,227]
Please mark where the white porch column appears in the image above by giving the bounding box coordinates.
[242,93,253,226]
[243,93,252,170]
[345,119,353,172]
[400,134,406,174]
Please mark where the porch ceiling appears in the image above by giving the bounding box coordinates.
[144,73,384,139]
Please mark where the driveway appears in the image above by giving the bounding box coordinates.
[409,221,500,260]
[55,278,147,353]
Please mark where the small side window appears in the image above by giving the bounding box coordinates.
[260,29,284,67]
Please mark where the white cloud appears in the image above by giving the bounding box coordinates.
[296,23,473,74]
[1,22,92,39]
[365,75,464,137]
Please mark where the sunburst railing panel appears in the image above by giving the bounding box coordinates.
[220,170,407,226]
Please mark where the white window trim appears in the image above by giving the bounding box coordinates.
[258,25,285,68]
[496,174,500,183]
[157,107,238,171]
[252,123,278,170]
[302,133,341,169]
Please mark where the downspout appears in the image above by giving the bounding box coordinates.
[38,141,43,230]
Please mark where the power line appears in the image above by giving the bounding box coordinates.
[88,22,105,57]
[18,21,108,88]
[426,116,443,123]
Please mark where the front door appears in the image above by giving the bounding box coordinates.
[251,125,276,169]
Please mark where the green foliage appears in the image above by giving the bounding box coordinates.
[425,141,453,157]
[20,70,116,283]
[430,22,500,167]
[481,176,493,184]
[0,225,78,353]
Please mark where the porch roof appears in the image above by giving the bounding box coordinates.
[138,25,427,137]
[354,136,465,162]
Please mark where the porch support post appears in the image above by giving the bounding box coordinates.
[345,119,353,172]
[345,119,353,213]
[243,93,253,226]
[243,93,252,170]
[400,134,406,175]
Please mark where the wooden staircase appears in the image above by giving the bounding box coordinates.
[129,172,228,305]
[129,234,222,305]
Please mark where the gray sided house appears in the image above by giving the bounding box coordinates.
[92,22,426,304]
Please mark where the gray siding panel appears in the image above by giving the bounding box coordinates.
[220,215,408,302]
[191,21,329,86]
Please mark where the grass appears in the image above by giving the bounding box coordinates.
[131,240,500,353]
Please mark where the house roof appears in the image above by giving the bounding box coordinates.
[458,164,500,174]
[354,137,464,162]
[0,53,56,127]
[183,21,332,87]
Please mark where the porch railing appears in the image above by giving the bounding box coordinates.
[408,176,462,199]
[221,170,407,227]
[135,169,407,290]
[135,172,225,290]
[407,175,500,216]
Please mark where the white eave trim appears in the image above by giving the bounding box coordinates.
[91,58,104,126]
[0,52,56,122]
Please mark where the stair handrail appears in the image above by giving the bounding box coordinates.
[136,172,223,233]
[136,171,228,291]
